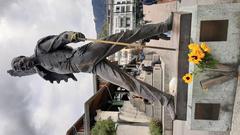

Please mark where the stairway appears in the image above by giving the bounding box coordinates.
[130,96,162,121]
[119,101,151,123]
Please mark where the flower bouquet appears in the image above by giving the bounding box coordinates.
[182,42,218,84]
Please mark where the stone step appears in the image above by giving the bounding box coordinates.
[153,103,162,121]
[130,98,146,112]
[121,105,137,111]
[121,104,138,111]
[121,101,137,110]
[119,110,147,119]
[119,113,151,123]
[119,115,150,123]
[120,107,138,114]
[145,104,154,117]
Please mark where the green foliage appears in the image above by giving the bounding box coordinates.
[193,53,219,76]
[149,120,162,135]
[97,20,109,39]
[197,53,218,70]
[91,119,116,135]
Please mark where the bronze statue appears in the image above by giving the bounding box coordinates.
[8,18,176,119]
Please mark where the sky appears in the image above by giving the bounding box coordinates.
[0,0,96,135]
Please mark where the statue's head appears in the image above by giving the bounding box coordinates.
[11,56,35,71]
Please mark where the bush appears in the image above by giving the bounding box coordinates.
[149,120,162,135]
[91,119,116,135]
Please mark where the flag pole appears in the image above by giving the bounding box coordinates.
[81,38,176,51]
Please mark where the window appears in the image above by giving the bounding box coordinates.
[115,18,118,27]
[194,103,220,120]
[121,6,125,12]
[115,29,120,33]
[126,17,131,27]
[117,2,121,4]
[127,1,131,4]
[122,1,126,4]
[200,20,228,42]
[126,6,131,12]
[119,17,125,27]
[132,6,135,12]
[116,6,120,12]
[120,29,125,33]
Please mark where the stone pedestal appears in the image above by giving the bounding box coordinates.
[180,3,240,131]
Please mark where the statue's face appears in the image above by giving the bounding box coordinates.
[11,56,34,71]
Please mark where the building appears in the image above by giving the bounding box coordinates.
[106,0,143,65]
[106,0,142,35]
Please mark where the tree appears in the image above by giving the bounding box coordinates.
[149,120,162,135]
[97,20,109,39]
[91,119,116,135]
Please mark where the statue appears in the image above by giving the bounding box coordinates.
[7,16,175,119]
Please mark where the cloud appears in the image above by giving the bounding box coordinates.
[0,0,96,135]
[0,79,37,135]
[0,0,17,15]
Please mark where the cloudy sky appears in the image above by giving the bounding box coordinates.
[0,0,96,135]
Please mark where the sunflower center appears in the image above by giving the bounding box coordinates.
[186,77,190,80]
[191,56,198,60]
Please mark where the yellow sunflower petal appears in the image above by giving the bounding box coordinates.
[191,48,205,59]
[188,43,199,50]
[200,42,211,53]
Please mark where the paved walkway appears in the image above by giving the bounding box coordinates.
[117,124,150,135]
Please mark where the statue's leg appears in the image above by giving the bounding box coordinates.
[73,19,172,72]
[92,59,175,120]
[99,22,171,57]
[87,22,171,65]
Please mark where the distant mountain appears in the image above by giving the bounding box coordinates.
[92,0,106,34]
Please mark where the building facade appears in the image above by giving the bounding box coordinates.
[107,0,137,35]
[106,0,143,65]
[112,0,136,34]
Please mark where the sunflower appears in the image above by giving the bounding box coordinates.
[200,42,211,53]
[192,48,205,59]
[188,52,202,64]
[188,43,199,50]
[182,73,193,84]
[188,43,205,58]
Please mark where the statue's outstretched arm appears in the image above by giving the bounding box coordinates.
[7,68,36,77]
[36,31,85,53]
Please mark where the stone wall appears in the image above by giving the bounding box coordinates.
[180,3,240,131]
